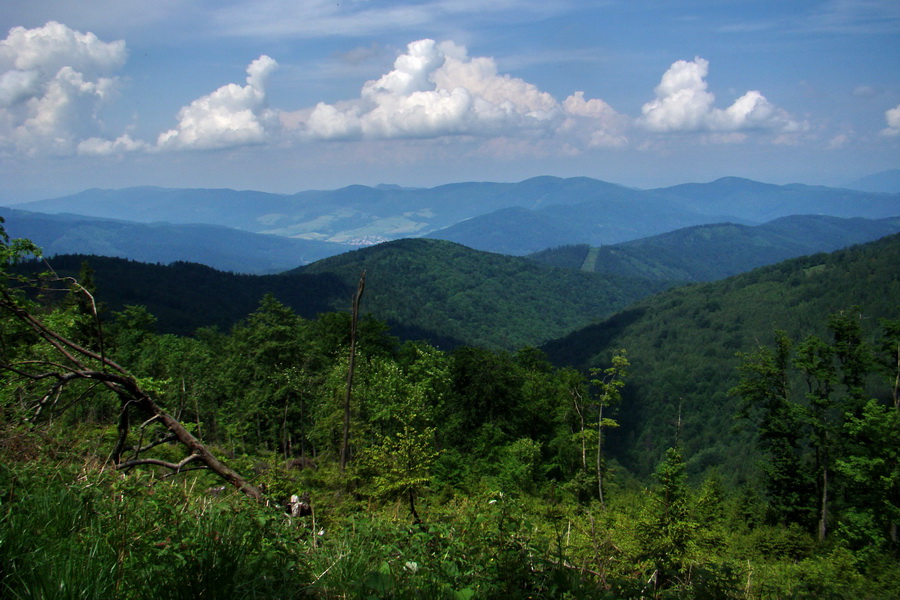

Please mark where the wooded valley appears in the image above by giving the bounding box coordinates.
[1,217,899,598]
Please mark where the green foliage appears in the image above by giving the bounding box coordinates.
[299,237,665,350]
[3,227,900,598]
[543,233,900,486]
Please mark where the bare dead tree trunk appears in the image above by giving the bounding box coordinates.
[572,387,587,474]
[340,271,365,473]
[597,402,604,508]
[819,463,829,541]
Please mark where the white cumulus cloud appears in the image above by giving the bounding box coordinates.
[157,55,279,151]
[639,57,804,136]
[881,104,900,137]
[0,21,127,156]
[78,133,147,156]
[297,38,624,148]
[560,91,628,148]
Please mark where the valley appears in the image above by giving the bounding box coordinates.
[2,175,899,599]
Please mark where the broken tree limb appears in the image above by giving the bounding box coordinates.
[0,290,265,502]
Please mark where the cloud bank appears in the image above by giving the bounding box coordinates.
[0,23,827,159]
[296,39,627,148]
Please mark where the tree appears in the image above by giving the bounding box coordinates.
[590,349,628,508]
[733,312,899,551]
[794,333,837,541]
[640,444,696,591]
[341,271,365,473]
[358,419,440,523]
[732,331,814,527]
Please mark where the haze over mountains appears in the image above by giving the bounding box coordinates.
[3,175,899,272]
[0,207,345,274]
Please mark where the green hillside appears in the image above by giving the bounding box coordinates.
[541,233,900,482]
[529,215,900,282]
[3,220,899,598]
[18,238,666,350]
[298,238,667,349]
[13,255,352,336]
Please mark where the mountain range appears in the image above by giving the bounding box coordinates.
[16,227,900,484]
[0,207,345,274]
[7,176,899,263]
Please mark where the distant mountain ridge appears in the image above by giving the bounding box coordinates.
[844,169,900,193]
[15,176,900,258]
[0,207,348,274]
[527,214,900,282]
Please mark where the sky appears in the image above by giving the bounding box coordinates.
[0,0,898,202]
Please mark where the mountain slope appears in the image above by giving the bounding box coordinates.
[13,255,352,336]
[21,239,668,350]
[652,176,900,222]
[0,207,348,273]
[541,233,900,482]
[528,215,900,281]
[297,238,669,350]
[427,193,726,254]
[844,169,900,193]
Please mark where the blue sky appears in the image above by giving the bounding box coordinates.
[0,0,898,201]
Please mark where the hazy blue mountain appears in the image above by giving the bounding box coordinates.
[527,214,900,282]
[0,207,349,273]
[426,177,900,254]
[423,207,577,255]
[426,192,729,253]
[17,177,646,244]
[16,176,900,258]
[844,169,900,193]
[651,176,900,222]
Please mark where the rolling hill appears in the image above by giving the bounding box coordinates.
[540,233,900,483]
[527,214,900,282]
[296,238,668,350]
[19,239,668,350]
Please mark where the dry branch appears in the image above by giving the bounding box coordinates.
[0,288,265,502]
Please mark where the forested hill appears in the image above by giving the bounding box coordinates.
[296,238,667,349]
[527,214,900,282]
[541,232,900,482]
[13,255,352,336]
[20,238,667,350]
